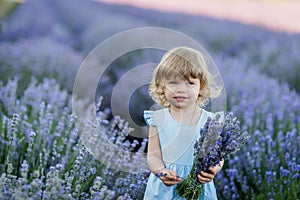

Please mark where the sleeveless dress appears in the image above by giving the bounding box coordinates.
[143,108,218,200]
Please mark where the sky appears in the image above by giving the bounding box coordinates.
[98,0,300,34]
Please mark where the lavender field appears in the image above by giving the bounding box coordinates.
[0,0,299,199]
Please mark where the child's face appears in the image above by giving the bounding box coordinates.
[164,76,200,109]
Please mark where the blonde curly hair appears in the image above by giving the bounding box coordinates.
[149,46,221,107]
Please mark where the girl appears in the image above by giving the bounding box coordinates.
[144,46,224,199]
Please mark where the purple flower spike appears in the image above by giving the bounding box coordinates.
[177,112,250,199]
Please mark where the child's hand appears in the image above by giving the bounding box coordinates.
[197,159,224,184]
[156,169,182,186]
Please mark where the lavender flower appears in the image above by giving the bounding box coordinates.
[1,0,300,198]
[176,112,250,199]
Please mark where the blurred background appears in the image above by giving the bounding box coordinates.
[0,0,299,199]
[100,0,300,34]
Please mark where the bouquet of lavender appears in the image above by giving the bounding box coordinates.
[176,112,250,200]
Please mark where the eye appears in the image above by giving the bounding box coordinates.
[187,81,195,85]
[168,81,177,85]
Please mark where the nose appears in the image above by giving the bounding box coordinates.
[175,83,186,93]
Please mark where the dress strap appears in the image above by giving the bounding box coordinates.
[144,110,156,126]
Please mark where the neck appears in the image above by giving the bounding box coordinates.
[169,104,201,125]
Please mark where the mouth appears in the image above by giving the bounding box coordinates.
[174,96,187,102]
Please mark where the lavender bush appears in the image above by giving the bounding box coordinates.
[0,0,299,199]
[50,0,148,53]
[246,35,300,92]
[0,79,148,199]
[0,0,73,46]
[0,37,83,92]
[213,56,300,199]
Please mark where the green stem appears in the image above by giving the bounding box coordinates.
[176,166,202,200]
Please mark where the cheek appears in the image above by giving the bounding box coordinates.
[191,87,199,94]
[164,89,172,98]
[165,86,175,94]
[193,89,201,98]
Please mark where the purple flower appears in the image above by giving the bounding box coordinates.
[176,112,250,199]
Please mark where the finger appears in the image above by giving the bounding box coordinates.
[200,171,214,179]
[164,172,179,179]
[209,166,220,174]
[166,175,179,180]
[167,170,179,178]
[163,179,182,186]
[161,175,182,182]
[208,167,217,175]
[197,174,212,183]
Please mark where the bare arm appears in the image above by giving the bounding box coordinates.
[147,126,165,172]
[147,126,182,186]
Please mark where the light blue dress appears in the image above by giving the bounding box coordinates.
[143,108,218,200]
